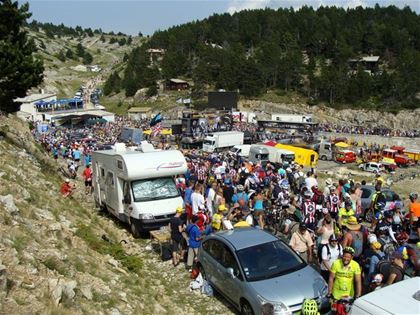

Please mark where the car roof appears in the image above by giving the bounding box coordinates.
[211,227,278,251]
[351,277,420,314]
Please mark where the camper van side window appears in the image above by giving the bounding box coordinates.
[117,160,123,170]
[100,168,105,178]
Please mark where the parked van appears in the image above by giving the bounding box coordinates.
[350,277,420,315]
[335,150,356,164]
[92,143,187,237]
[274,144,318,167]
[230,144,251,158]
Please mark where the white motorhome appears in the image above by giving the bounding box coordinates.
[202,131,244,153]
[92,144,187,237]
[230,144,251,158]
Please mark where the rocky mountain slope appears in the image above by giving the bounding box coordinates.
[240,100,420,130]
[0,115,232,315]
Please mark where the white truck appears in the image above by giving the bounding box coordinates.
[230,144,251,158]
[92,143,187,237]
[271,114,313,123]
[202,131,244,153]
[250,144,295,165]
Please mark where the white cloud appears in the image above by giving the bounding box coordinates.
[226,0,418,14]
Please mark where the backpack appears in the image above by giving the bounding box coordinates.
[350,230,364,258]
[318,243,342,264]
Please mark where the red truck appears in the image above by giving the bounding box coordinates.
[382,149,413,167]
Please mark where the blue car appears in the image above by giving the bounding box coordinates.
[197,228,329,314]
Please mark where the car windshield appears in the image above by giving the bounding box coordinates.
[236,240,305,282]
[131,177,179,202]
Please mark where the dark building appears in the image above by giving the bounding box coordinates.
[165,79,190,91]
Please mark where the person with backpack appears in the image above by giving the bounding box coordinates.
[289,223,314,263]
[231,184,249,207]
[368,184,386,226]
[185,215,202,272]
[341,216,365,263]
[320,235,343,282]
[364,241,385,282]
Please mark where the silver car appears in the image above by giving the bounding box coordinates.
[197,228,329,314]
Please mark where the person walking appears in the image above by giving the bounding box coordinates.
[169,206,186,267]
[289,223,314,263]
[185,215,201,272]
[320,235,343,282]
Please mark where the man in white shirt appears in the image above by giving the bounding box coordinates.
[191,184,205,215]
[206,182,217,216]
[320,235,343,282]
[305,171,318,191]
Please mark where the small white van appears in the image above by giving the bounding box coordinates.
[350,277,420,315]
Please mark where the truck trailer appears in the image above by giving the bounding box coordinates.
[202,131,244,153]
[92,144,187,237]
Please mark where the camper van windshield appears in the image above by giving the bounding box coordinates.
[284,154,295,162]
[131,178,179,202]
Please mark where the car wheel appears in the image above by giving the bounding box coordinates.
[130,221,141,239]
[241,300,255,315]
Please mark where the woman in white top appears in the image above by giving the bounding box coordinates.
[320,235,343,282]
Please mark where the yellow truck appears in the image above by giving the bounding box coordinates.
[274,144,318,167]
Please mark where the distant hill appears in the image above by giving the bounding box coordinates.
[26,20,142,99]
[110,5,420,112]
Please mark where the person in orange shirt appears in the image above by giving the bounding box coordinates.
[409,192,420,239]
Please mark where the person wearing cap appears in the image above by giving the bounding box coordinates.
[289,223,314,263]
[231,184,249,206]
[60,178,74,198]
[365,241,385,281]
[385,251,405,286]
[328,246,362,300]
[320,235,343,282]
[169,206,186,267]
[338,199,355,230]
[323,178,334,198]
[341,216,364,262]
[211,204,226,232]
[301,190,317,232]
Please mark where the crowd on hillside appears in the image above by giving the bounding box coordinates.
[320,124,419,138]
[31,115,420,307]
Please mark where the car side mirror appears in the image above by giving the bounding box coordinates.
[226,267,236,279]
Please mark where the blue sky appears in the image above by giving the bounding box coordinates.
[27,0,420,36]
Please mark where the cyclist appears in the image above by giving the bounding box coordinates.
[328,246,362,301]
[300,299,320,315]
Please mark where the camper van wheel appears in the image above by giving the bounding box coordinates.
[130,221,141,238]
[321,155,327,161]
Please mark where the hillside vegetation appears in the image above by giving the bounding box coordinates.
[107,5,420,111]
[25,21,142,99]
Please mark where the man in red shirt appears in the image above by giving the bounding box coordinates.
[82,164,93,195]
[60,179,73,198]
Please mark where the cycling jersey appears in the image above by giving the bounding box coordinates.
[302,201,316,224]
[330,259,361,300]
[338,208,355,226]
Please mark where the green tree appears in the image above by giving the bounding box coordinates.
[146,83,158,97]
[82,52,93,64]
[65,48,74,59]
[76,43,85,57]
[56,50,66,62]
[0,0,44,113]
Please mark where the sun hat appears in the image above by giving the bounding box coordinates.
[325,178,333,185]
[344,216,361,230]
[218,204,226,212]
[236,185,244,191]
[65,179,70,183]
[371,241,382,250]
